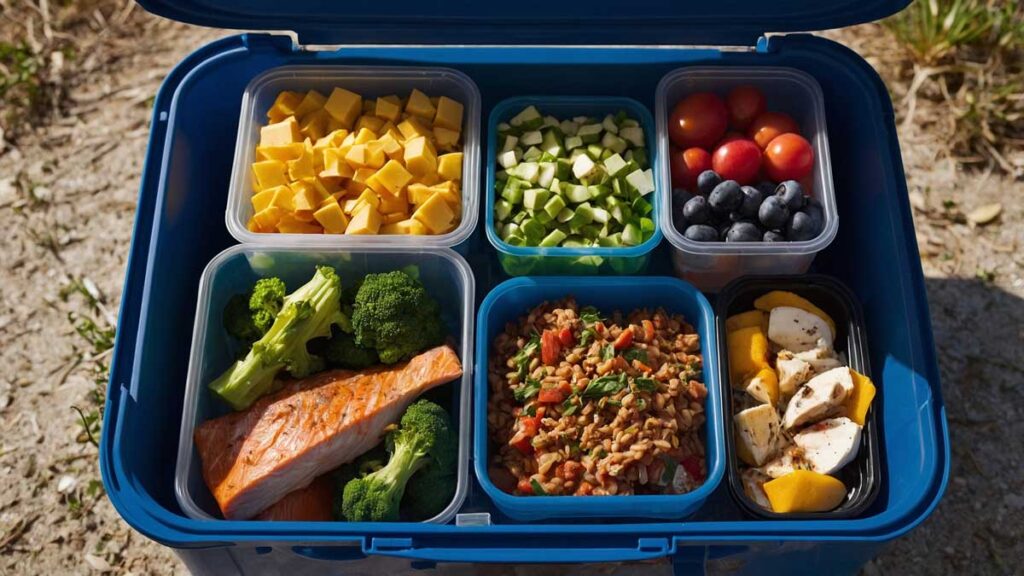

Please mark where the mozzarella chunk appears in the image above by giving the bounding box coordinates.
[768,307,833,353]
[792,417,863,475]
[762,446,810,479]
[741,468,773,510]
[777,356,813,399]
[734,404,783,467]
[782,367,855,430]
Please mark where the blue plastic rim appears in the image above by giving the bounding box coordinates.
[484,96,663,275]
[473,276,725,521]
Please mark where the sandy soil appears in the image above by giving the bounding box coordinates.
[0,7,1020,575]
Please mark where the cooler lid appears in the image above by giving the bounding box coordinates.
[135,0,910,46]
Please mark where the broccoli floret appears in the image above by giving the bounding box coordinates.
[341,400,453,522]
[223,294,261,344]
[332,443,388,520]
[322,330,379,370]
[402,423,457,520]
[209,266,350,411]
[351,271,445,364]
[250,277,286,333]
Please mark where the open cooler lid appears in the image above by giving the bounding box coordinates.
[136,0,910,46]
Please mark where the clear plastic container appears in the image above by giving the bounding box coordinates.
[485,96,663,276]
[174,244,475,524]
[226,66,481,249]
[655,67,837,291]
[473,276,724,521]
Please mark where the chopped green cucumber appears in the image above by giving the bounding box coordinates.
[539,229,567,247]
[632,195,652,216]
[501,179,524,204]
[537,162,557,189]
[603,153,627,176]
[521,218,546,244]
[577,123,603,144]
[510,105,542,128]
[541,130,563,157]
[498,149,520,169]
[559,120,579,136]
[621,221,642,246]
[543,195,567,219]
[556,207,574,223]
[619,126,644,147]
[523,188,550,211]
[501,135,519,153]
[564,135,583,151]
[565,184,591,203]
[520,130,543,146]
[495,199,513,221]
[602,114,619,134]
[522,146,542,162]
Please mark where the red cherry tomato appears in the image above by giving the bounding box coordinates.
[726,86,767,131]
[763,133,814,182]
[718,132,745,146]
[748,111,800,149]
[668,92,729,149]
[670,147,712,190]
[711,139,762,185]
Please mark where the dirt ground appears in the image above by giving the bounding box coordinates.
[0,6,1021,575]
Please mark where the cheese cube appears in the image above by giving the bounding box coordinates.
[314,201,350,234]
[267,90,303,122]
[314,129,349,154]
[252,206,284,230]
[376,133,404,159]
[379,221,407,235]
[345,144,367,167]
[433,96,464,131]
[323,87,362,128]
[355,115,385,135]
[382,211,407,225]
[433,126,460,149]
[413,172,441,186]
[291,181,320,212]
[320,148,355,179]
[375,95,402,122]
[404,136,437,177]
[364,142,386,169]
[353,127,377,145]
[412,191,455,233]
[405,218,429,235]
[251,189,276,213]
[364,174,388,196]
[437,152,463,181]
[267,185,296,211]
[299,109,330,141]
[287,146,316,181]
[435,188,461,216]
[260,117,302,147]
[378,189,409,215]
[406,184,434,206]
[340,132,356,147]
[362,98,376,115]
[374,159,414,195]
[345,179,367,195]
[252,160,289,189]
[346,205,382,235]
[293,90,327,119]
[354,188,380,211]
[353,167,377,185]
[277,213,323,234]
[397,117,431,141]
[405,88,436,120]
[256,143,305,162]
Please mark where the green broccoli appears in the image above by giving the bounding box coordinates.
[223,294,261,344]
[222,277,287,344]
[209,266,350,411]
[402,423,457,520]
[332,443,388,520]
[321,330,380,370]
[341,400,453,522]
[351,271,445,364]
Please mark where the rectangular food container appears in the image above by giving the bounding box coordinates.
[173,244,475,524]
[485,96,662,276]
[226,66,482,251]
[472,276,724,521]
[656,67,837,291]
[716,275,880,519]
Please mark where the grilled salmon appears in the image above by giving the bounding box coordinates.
[195,344,462,520]
[256,474,336,522]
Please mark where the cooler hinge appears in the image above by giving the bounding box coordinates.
[368,537,415,554]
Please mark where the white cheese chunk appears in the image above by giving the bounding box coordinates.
[768,306,834,353]
[734,404,783,467]
[782,366,854,430]
[792,417,863,475]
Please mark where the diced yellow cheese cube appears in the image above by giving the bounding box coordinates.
[314,129,349,154]
[412,191,455,233]
[364,142,386,169]
[356,115,385,135]
[376,133,404,160]
[414,172,441,186]
[364,174,387,196]
[277,213,323,234]
[373,159,414,195]
[345,144,367,167]
[320,148,355,179]
[404,218,429,235]
[405,88,436,119]
[433,126,460,149]
[299,109,330,141]
[252,160,289,190]
[260,117,302,147]
[397,117,431,141]
[293,90,327,119]
[433,96,464,131]
[353,167,377,186]
[314,201,350,234]
[267,185,296,211]
[313,177,340,196]
[437,152,463,181]
[430,180,457,194]
[287,147,316,181]
[345,179,367,195]
[252,206,285,231]
[378,189,408,215]
[362,98,376,115]
[291,181,320,212]
[251,189,276,213]
[342,198,361,214]
[375,95,402,122]
[292,209,316,223]
[257,143,305,162]
[381,211,407,225]
[346,205,382,235]
[352,127,376,145]
[354,188,380,210]
[407,183,434,205]
[323,87,362,128]
[267,90,303,122]
[436,189,461,216]
[248,217,267,233]
[404,136,437,177]
[326,115,349,134]
[379,221,406,235]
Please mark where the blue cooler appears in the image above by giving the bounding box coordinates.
[100,0,949,573]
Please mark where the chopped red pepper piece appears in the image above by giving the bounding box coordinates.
[537,387,566,404]
[642,319,656,342]
[613,327,634,350]
[541,330,561,365]
[517,479,534,495]
[558,327,575,347]
[680,455,705,482]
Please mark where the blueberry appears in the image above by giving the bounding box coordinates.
[684,224,719,242]
[738,186,763,218]
[717,220,733,240]
[697,170,722,196]
[682,195,712,225]
[726,221,762,242]
[787,211,821,241]
[709,180,743,215]
[775,180,806,211]
[758,196,790,230]
[756,181,777,197]
[763,230,786,242]
[804,198,825,231]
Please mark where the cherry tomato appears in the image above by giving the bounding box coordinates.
[717,132,746,146]
[670,147,712,190]
[763,133,814,182]
[748,111,800,149]
[711,139,762,185]
[540,330,561,365]
[726,85,767,130]
[668,92,729,149]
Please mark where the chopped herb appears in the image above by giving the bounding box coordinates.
[601,344,616,361]
[513,378,541,402]
[568,441,582,456]
[582,373,628,398]
[561,394,579,416]
[607,399,622,407]
[633,377,657,393]
[623,347,648,364]
[562,402,579,417]
[579,327,596,347]
[579,306,602,326]
[513,334,540,378]
[635,398,647,410]
[530,478,546,495]
[524,403,537,417]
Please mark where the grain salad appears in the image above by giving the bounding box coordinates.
[486,297,708,497]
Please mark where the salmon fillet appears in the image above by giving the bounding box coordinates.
[256,474,336,522]
[195,344,462,520]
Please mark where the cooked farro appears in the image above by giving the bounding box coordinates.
[486,297,708,497]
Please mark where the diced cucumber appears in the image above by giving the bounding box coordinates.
[632,195,652,216]
[501,135,519,153]
[564,135,583,151]
[572,116,590,125]
[592,206,610,224]
[543,194,567,219]
[512,210,527,224]
[603,153,627,176]
[619,126,644,147]
[572,154,596,179]
[565,184,591,203]
[598,233,622,247]
[542,115,560,128]
[523,146,542,162]
[539,229,567,247]
[555,159,572,180]
[541,130,563,157]
[537,162,556,189]
[520,130,543,146]
[580,223,602,240]
[523,188,550,211]
[510,105,542,128]
[618,118,640,128]
[602,114,619,134]
[539,151,557,163]
[577,123,603,144]
[640,216,655,240]
[513,161,540,183]
[586,144,604,161]
[497,122,512,134]
[622,221,643,246]
[495,169,508,182]
[559,120,579,136]
[495,199,513,221]
[556,207,574,223]
[611,203,632,224]
[534,210,553,225]
[601,132,628,155]
[505,235,525,247]
[498,149,520,169]
[562,236,587,248]
[569,148,587,163]
[625,168,655,196]
[611,177,625,197]
[569,202,594,231]
[520,218,546,244]
[548,177,561,193]
[630,148,649,168]
[501,179,525,204]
